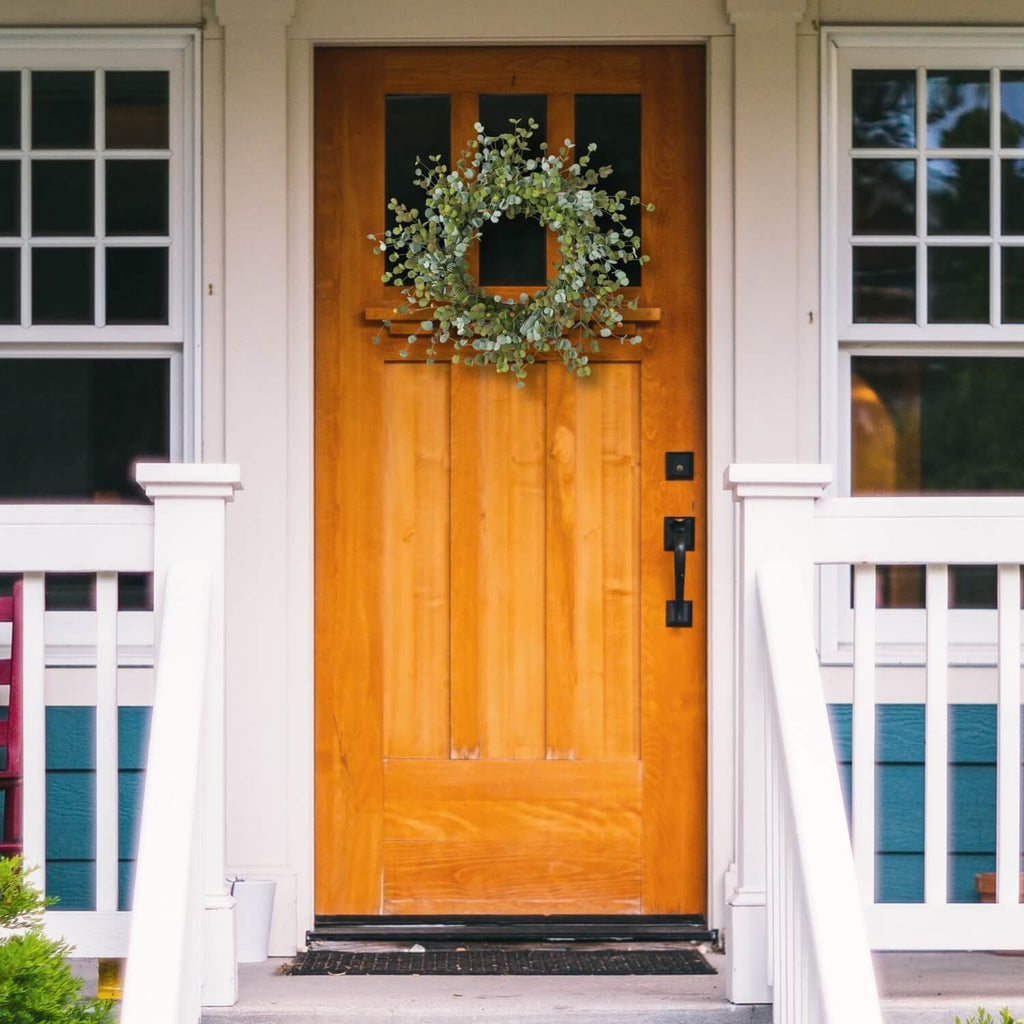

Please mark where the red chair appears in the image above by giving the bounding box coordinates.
[0,580,23,856]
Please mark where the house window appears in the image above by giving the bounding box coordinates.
[825,33,1024,617]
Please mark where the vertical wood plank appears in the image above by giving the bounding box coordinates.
[21,572,45,891]
[451,369,547,759]
[95,572,119,913]
[924,563,948,905]
[996,563,1021,905]
[382,365,451,758]
[852,563,876,903]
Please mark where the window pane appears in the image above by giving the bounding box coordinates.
[927,71,989,149]
[852,70,916,149]
[384,95,450,236]
[0,358,169,501]
[32,71,94,150]
[1002,248,1024,322]
[927,159,988,235]
[0,72,19,149]
[478,94,547,287]
[0,248,18,323]
[106,160,169,236]
[105,72,169,150]
[0,161,19,236]
[105,247,168,324]
[32,160,94,236]
[853,246,915,323]
[852,159,916,235]
[927,247,989,323]
[1000,71,1024,148]
[574,94,642,285]
[32,247,93,324]
[1001,160,1024,235]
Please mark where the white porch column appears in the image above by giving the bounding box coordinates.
[727,0,808,462]
[137,464,243,1007]
[722,464,830,1004]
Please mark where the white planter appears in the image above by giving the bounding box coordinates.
[231,879,276,964]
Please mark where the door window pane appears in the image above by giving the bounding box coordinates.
[0,358,169,501]
[32,247,93,324]
[852,69,916,148]
[478,94,547,286]
[32,72,94,150]
[32,160,94,236]
[384,94,450,236]
[927,71,989,149]
[853,246,916,322]
[852,159,916,235]
[105,72,169,150]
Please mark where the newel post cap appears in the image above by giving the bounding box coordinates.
[724,463,832,500]
[135,463,243,501]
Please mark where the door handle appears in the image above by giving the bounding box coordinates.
[663,516,695,628]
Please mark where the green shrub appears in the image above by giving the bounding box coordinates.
[956,1009,1024,1024]
[0,856,115,1024]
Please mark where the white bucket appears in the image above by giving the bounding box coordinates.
[232,879,276,964]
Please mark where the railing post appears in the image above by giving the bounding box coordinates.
[723,464,831,1004]
[136,464,243,1007]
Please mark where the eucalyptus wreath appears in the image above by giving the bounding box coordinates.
[368,119,653,383]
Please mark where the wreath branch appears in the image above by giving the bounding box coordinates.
[368,119,653,384]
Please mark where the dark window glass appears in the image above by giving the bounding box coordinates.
[852,70,916,149]
[853,246,916,323]
[117,573,153,611]
[106,160,169,236]
[0,72,19,149]
[1002,247,1024,322]
[38,572,154,612]
[105,72,169,150]
[32,72,94,150]
[0,162,19,236]
[927,71,989,149]
[384,95,450,237]
[1000,71,1024,148]
[0,358,169,502]
[927,159,989,235]
[478,94,547,287]
[852,159,916,235]
[32,247,93,324]
[32,160,94,236]
[105,247,168,324]
[927,247,989,323]
[574,94,642,285]
[0,248,17,323]
[1000,160,1024,235]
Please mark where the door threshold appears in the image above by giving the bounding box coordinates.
[308,915,716,945]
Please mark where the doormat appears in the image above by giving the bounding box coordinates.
[285,948,716,976]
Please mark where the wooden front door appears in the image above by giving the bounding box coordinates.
[314,46,706,917]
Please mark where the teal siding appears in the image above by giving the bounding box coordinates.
[43,705,151,911]
[828,704,1020,904]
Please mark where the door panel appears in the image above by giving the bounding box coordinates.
[315,46,706,917]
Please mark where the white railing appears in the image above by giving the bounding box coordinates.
[0,464,241,1017]
[725,464,1024,1014]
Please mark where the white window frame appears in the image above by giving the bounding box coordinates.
[821,28,1024,667]
[0,28,201,463]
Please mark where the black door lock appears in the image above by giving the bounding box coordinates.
[663,516,695,628]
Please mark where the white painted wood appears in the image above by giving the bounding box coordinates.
[996,564,1021,907]
[20,573,45,893]
[923,565,949,906]
[868,903,1024,950]
[852,564,876,903]
[95,572,119,915]
[121,563,211,1024]
[43,911,131,957]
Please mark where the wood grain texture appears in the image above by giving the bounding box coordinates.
[382,365,451,758]
[450,368,547,760]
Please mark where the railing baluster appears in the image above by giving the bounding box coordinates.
[852,564,876,901]
[21,572,45,888]
[996,563,1021,906]
[95,571,119,914]
[924,564,949,905]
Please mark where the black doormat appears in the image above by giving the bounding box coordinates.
[285,948,716,976]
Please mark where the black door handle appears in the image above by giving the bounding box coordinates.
[664,516,695,628]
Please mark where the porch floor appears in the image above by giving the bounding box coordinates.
[188,950,1024,1023]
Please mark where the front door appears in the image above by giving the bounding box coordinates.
[314,46,706,917]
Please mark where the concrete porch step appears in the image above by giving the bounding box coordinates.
[196,952,1024,1024]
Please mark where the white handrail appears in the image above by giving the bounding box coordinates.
[758,560,883,1024]
[121,563,212,1024]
